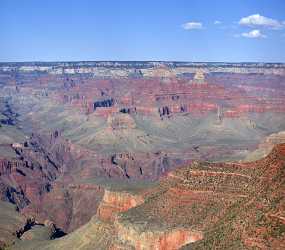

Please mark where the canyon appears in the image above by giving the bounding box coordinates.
[0,62,284,249]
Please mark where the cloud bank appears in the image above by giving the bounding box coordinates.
[239,14,284,30]
[241,29,266,38]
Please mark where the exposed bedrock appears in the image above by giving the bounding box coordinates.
[4,68,285,119]
[0,126,184,233]
[4,144,285,250]
[0,138,63,210]
[113,220,203,250]
[109,152,177,180]
[22,181,104,233]
[97,190,144,222]
[0,130,80,231]
[1,63,285,249]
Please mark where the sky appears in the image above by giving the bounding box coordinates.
[0,0,285,62]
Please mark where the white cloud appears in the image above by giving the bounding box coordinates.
[241,29,266,38]
[214,20,222,25]
[182,22,203,30]
[239,14,284,29]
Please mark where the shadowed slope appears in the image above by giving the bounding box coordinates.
[0,201,25,249]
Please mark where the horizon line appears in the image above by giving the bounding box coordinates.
[1,60,285,64]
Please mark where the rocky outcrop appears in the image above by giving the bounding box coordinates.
[113,144,285,249]
[108,152,181,180]
[245,131,285,161]
[113,219,203,250]
[97,190,144,222]
[0,157,28,176]
[0,145,59,210]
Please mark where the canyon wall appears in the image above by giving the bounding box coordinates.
[0,62,285,247]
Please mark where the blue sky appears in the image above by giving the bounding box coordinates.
[0,0,285,62]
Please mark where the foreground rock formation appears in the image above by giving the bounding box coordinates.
[4,143,284,250]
